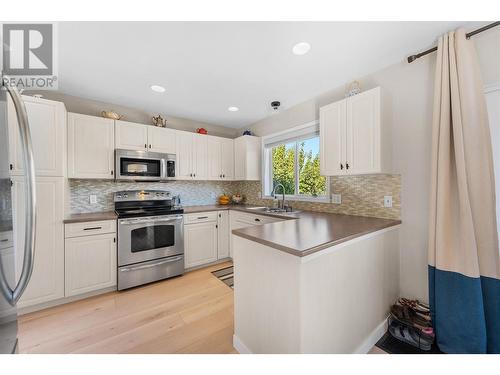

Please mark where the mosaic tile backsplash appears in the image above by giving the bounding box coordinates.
[232,174,401,220]
[69,174,401,220]
[69,180,235,213]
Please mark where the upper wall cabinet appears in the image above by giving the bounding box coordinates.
[175,131,208,180]
[8,95,66,177]
[207,136,234,180]
[320,87,389,176]
[68,113,115,179]
[234,135,261,180]
[115,120,148,151]
[115,120,176,154]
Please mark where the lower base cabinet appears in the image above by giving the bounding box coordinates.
[184,220,218,269]
[12,176,65,309]
[64,220,117,297]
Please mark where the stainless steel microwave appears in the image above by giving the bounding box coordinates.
[115,149,176,181]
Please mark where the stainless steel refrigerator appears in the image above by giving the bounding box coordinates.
[0,75,36,354]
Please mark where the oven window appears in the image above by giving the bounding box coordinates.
[131,225,175,252]
[120,157,161,177]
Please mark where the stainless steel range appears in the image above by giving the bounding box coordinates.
[115,190,184,290]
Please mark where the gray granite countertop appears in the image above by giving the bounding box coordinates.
[64,211,118,224]
[64,205,400,257]
[184,204,401,257]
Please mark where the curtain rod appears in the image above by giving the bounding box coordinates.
[407,21,500,63]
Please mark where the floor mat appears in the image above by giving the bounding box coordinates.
[376,331,443,354]
[211,266,234,289]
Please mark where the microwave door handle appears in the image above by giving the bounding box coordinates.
[0,77,36,306]
[160,158,166,180]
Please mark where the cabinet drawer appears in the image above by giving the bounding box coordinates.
[65,220,116,238]
[231,211,282,226]
[184,211,218,224]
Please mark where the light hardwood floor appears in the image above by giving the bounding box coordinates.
[18,261,236,354]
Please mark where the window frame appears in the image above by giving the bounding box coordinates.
[261,121,330,203]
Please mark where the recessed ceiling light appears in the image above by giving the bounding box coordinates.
[151,85,166,93]
[292,42,311,56]
[228,106,239,112]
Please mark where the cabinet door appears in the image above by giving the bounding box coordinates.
[65,233,117,297]
[320,99,346,176]
[192,134,208,180]
[12,176,64,308]
[8,96,65,176]
[220,138,234,180]
[345,87,380,174]
[217,211,230,259]
[115,120,148,151]
[175,131,193,179]
[184,222,218,268]
[148,127,176,154]
[207,136,222,180]
[234,136,246,180]
[68,113,115,179]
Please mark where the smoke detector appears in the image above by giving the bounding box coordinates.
[271,101,281,111]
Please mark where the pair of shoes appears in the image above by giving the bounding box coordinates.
[388,319,433,351]
[398,298,430,315]
[390,304,434,339]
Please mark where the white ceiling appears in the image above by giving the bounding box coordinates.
[57,21,474,129]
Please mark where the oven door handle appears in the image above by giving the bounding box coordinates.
[119,256,183,272]
[119,215,183,225]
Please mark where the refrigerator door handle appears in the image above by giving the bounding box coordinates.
[0,77,36,305]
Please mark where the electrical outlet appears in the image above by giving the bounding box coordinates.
[331,193,341,204]
[384,195,393,208]
[89,194,97,204]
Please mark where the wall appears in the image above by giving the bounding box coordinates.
[29,91,238,139]
[69,180,234,213]
[233,175,401,220]
[244,27,500,302]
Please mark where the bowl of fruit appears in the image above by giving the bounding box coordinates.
[218,194,231,205]
[232,194,243,204]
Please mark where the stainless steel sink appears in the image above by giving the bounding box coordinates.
[245,206,300,215]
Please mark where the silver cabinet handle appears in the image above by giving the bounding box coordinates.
[0,76,36,306]
[197,216,209,220]
[83,226,102,231]
[119,256,183,272]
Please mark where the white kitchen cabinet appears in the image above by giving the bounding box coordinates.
[7,95,66,177]
[234,135,261,180]
[184,220,218,269]
[175,131,208,180]
[67,113,115,179]
[148,126,176,154]
[228,211,283,257]
[320,87,388,176]
[207,136,222,180]
[115,121,177,154]
[319,99,346,176]
[12,176,65,308]
[207,136,234,180]
[115,120,149,151]
[65,229,117,297]
[217,211,230,259]
[220,138,234,180]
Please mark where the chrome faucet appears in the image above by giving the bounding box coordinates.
[272,183,286,210]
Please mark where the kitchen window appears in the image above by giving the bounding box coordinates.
[262,122,329,201]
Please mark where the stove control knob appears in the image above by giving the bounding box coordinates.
[117,194,122,199]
